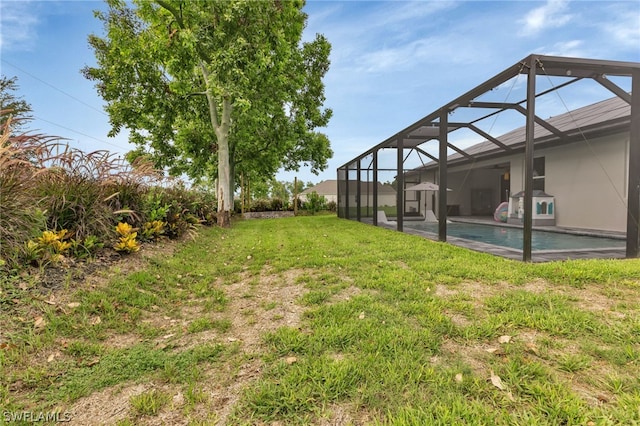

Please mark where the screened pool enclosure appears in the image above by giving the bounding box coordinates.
[337,55,640,261]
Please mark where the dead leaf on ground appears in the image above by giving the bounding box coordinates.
[490,371,505,390]
[67,302,81,308]
[90,316,102,325]
[0,342,17,351]
[525,342,539,355]
[486,347,505,355]
[34,316,47,330]
[498,335,512,344]
[285,356,297,365]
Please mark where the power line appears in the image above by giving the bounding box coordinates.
[33,115,130,152]
[1,58,108,117]
[1,59,130,152]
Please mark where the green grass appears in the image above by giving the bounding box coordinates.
[2,215,640,424]
[129,388,171,416]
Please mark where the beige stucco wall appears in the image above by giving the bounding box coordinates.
[350,193,396,207]
[510,134,628,232]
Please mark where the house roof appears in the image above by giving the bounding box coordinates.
[301,180,396,196]
[413,94,630,171]
[300,180,337,196]
[339,54,640,172]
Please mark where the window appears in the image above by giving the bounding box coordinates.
[533,157,545,191]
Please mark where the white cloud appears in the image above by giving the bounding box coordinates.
[356,34,486,74]
[601,8,640,49]
[541,39,588,58]
[519,0,573,37]
[368,1,457,28]
[0,1,39,51]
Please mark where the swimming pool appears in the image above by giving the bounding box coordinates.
[404,221,625,251]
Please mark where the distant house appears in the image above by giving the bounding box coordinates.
[300,180,396,206]
[299,180,338,203]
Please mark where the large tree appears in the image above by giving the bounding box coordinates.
[0,76,33,132]
[83,0,332,227]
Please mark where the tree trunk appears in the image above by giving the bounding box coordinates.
[228,156,235,211]
[216,96,233,228]
[200,61,233,228]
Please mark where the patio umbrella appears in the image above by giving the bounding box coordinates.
[404,182,452,221]
[405,182,443,192]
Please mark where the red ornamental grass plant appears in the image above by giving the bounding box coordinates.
[35,146,126,243]
[0,114,58,268]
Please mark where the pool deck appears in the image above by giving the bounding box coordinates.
[366,216,629,262]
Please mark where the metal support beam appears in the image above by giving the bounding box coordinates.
[396,135,404,232]
[447,143,474,160]
[466,101,520,109]
[514,105,566,138]
[373,150,378,226]
[415,147,438,163]
[337,168,343,218]
[345,166,350,220]
[595,74,632,105]
[356,161,361,222]
[523,58,537,262]
[466,124,512,151]
[438,109,448,242]
[626,71,640,257]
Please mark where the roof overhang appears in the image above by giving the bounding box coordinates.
[338,54,640,170]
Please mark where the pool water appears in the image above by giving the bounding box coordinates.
[404,222,625,251]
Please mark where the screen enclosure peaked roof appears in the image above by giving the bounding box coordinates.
[337,54,640,261]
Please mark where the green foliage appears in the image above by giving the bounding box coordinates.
[142,186,205,236]
[304,191,327,215]
[108,158,163,218]
[142,189,170,223]
[250,198,270,212]
[69,235,104,259]
[140,220,165,241]
[0,76,33,131]
[130,389,170,416]
[269,197,285,212]
[84,1,333,222]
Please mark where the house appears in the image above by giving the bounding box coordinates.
[298,180,338,203]
[300,179,396,207]
[406,95,631,232]
[337,55,640,260]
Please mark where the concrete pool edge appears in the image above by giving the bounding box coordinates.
[369,218,628,262]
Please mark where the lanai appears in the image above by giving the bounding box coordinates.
[337,54,640,261]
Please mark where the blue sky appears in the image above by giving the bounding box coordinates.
[1,0,639,185]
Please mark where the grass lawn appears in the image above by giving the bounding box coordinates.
[1,215,640,425]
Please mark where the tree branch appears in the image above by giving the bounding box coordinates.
[156,0,183,27]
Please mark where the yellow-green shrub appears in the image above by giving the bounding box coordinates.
[113,222,140,253]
